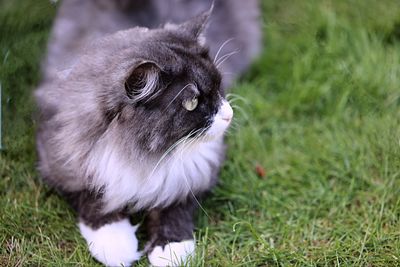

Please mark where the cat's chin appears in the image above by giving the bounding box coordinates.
[201,131,227,143]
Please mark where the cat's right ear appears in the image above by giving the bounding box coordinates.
[180,5,212,39]
[125,61,161,103]
[165,4,213,45]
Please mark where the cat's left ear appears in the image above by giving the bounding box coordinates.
[125,61,162,103]
[166,4,213,45]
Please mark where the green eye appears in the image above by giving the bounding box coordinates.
[182,97,198,111]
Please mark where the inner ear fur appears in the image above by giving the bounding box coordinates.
[125,61,161,103]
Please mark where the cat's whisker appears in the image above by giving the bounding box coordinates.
[144,140,185,182]
[226,97,244,105]
[226,93,248,104]
[226,124,240,136]
[177,129,210,219]
[145,128,204,181]
[230,103,247,113]
[230,104,245,112]
[221,72,235,76]
[226,94,239,104]
[223,117,240,133]
[230,104,250,121]
[224,131,235,138]
[213,38,235,64]
[216,49,240,69]
[228,103,247,118]
[231,120,241,128]
[165,83,194,110]
[226,121,240,133]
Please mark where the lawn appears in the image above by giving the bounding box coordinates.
[1,0,400,266]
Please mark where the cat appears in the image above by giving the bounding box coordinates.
[35,0,261,266]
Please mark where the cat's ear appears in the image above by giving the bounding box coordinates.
[166,4,213,45]
[125,61,161,103]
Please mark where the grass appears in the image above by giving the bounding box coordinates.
[1,0,400,266]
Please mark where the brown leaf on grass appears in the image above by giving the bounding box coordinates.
[255,164,266,178]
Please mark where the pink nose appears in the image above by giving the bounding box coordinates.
[220,101,233,122]
[222,115,232,122]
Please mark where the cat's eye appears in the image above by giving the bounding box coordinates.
[182,97,198,111]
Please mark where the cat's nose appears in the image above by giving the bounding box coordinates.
[220,100,233,122]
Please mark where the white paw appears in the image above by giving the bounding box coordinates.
[79,219,142,267]
[148,240,195,267]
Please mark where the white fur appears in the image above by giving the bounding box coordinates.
[197,33,207,46]
[79,219,141,267]
[87,136,223,213]
[206,100,233,138]
[148,240,195,267]
[85,100,233,213]
[133,67,159,103]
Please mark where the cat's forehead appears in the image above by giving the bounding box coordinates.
[144,31,207,61]
[143,31,221,91]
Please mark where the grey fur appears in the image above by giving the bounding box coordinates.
[35,0,261,263]
[43,0,261,88]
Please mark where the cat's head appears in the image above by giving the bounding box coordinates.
[70,8,233,154]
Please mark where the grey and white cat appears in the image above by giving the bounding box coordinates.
[35,0,261,266]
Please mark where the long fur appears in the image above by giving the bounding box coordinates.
[35,1,259,265]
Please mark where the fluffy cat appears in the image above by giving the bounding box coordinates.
[35,0,260,266]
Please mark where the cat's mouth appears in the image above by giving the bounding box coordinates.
[202,100,233,140]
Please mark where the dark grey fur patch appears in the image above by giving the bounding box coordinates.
[144,195,199,252]
[62,189,128,229]
[43,0,261,89]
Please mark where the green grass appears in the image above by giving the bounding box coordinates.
[1,0,400,266]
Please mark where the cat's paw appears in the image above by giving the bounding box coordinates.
[79,219,142,267]
[148,240,195,267]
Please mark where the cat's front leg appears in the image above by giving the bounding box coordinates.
[146,197,198,266]
[65,190,141,266]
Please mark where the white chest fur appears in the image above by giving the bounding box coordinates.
[86,137,224,213]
